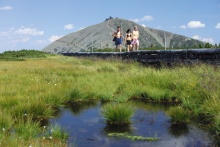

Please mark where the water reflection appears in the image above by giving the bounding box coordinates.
[65,100,98,115]
[103,125,132,134]
[49,101,216,147]
[39,107,62,127]
[39,118,50,127]
[169,124,189,137]
[128,99,178,111]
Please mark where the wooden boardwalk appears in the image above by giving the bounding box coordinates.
[62,48,220,65]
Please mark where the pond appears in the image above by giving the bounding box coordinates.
[50,101,217,147]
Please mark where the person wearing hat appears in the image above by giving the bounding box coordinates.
[132,26,139,51]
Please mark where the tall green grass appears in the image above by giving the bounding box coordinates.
[167,106,191,124]
[0,109,13,131]
[101,103,135,125]
[14,116,41,140]
[0,51,220,144]
[213,113,220,136]
[44,124,69,143]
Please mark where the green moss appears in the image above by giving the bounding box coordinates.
[107,133,160,141]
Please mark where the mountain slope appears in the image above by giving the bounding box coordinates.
[42,18,204,53]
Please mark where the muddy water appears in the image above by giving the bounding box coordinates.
[50,101,216,147]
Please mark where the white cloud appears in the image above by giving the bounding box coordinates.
[180,21,205,29]
[140,16,153,21]
[1,27,44,37]
[0,26,47,51]
[130,15,154,23]
[202,38,215,44]
[0,28,30,47]
[0,31,10,36]
[64,24,74,30]
[49,35,63,43]
[130,19,139,23]
[180,25,187,29]
[15,27,44,36]
[215,23,220,29]
[187,21,205,28]
[192,35,200,40]
[0,27,45,46]
[0,6,13,10]
[192,35,215,44]
[141,24,146,27]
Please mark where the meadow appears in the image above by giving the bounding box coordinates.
[0,50,220,146]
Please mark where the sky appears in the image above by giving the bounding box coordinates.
[0,0,220,53]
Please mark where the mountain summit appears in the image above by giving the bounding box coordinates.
[42,17,203,53]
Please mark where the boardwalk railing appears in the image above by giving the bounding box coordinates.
[62,48,220,65]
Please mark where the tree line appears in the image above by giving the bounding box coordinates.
[0,49,51,61]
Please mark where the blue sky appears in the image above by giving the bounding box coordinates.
[0,0,220,53]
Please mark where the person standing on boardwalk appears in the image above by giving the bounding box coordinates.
[112,26,122,52]
[132,26,139,51]
[124,29,132,52]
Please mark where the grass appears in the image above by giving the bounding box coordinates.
[44,124,69,143]
[0,116,69,146]
[101,103,135,126]
[14,116,41,140]
[167,106,191,124]
[0,50,220,145]
[0,109,13,131]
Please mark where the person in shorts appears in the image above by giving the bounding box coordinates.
[112,26,122,52]
[124,29,132,52]
[132,26,139,51]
